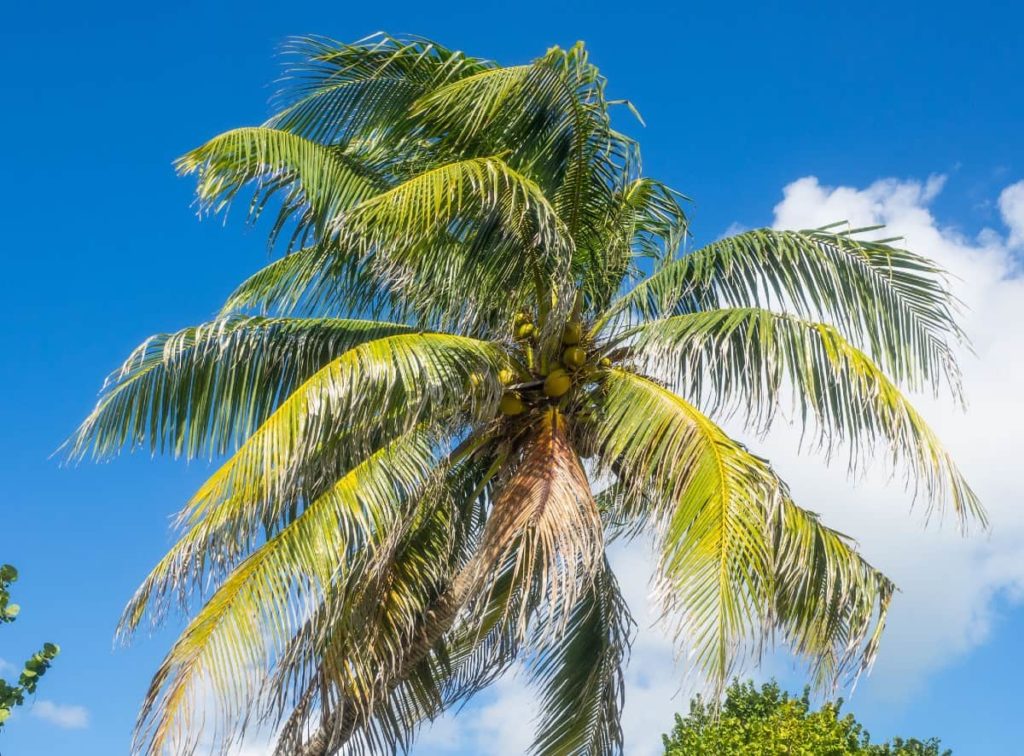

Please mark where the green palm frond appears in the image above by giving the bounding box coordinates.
[410,42,617,183]
[218,244,387,319]
[527,559,632,756]
[578,177,689,313]
[632,308,981,524]
[613,177,689,265]
[606,228,965,396]
[409,64,538,146]
[411,43,642,310]
[269,33,489,146]
[329,156,573,330]
[67,316,415,460]
[176,127,386,248]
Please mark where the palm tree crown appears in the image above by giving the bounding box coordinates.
[71,34,981,756]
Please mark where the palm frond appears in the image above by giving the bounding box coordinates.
[410,43,617,189]
[218,244,387,319]
[67,316,415,460]
[269,442,503,756]
[411,43,647,313]
[769,496,895,689]
[132,431,437,755]
[632,308,982,525]
[604,228,965,396]
[589,368,896,693]
[118,332,507,634]
[409,64,537,146]
[329,156,574,334]
[269,33,490,145]
[176,127,386,249]
[589,368,773,689]
[579,178,689,313]
[527,559,632,756]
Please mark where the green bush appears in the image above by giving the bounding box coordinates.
[663,679,949,755]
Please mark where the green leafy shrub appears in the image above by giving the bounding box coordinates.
[663,679,949,755]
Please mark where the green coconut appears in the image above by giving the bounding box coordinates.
[498,367,517,384]
[562,321,583,345]
[543,368,572,398]
[515,322,536,340]
[499,393,526,416]
[562,346,586,369]
[598,357,612,369]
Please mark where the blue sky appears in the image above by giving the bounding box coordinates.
[1,1,1022,754]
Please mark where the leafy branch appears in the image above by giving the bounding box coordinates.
[0,565,59,730]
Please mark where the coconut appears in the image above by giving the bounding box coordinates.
[562,321,583,345]
[515,322,536,340]
[498,368,517,384]
[598,357,612,369]
[499,393,526,416]
[514,312,531,326]
[562,346,586,369]
[543,368,572,398]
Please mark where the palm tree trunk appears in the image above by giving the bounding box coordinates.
[295,563,478,756]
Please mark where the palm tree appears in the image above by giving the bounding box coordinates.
[71,34,981,756]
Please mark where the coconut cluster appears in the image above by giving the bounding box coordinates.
[499,314,602,417]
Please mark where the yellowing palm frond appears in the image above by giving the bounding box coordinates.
[119,332,506,634]
[590,369,773,688]
[589,369,893,693]
[132,431,437,756]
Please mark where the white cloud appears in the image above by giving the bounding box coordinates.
[998,180,1024,248]
[0,657,14,676]
[30,700,89,730]
[419,672,538,756]
[423,173,1024,752]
